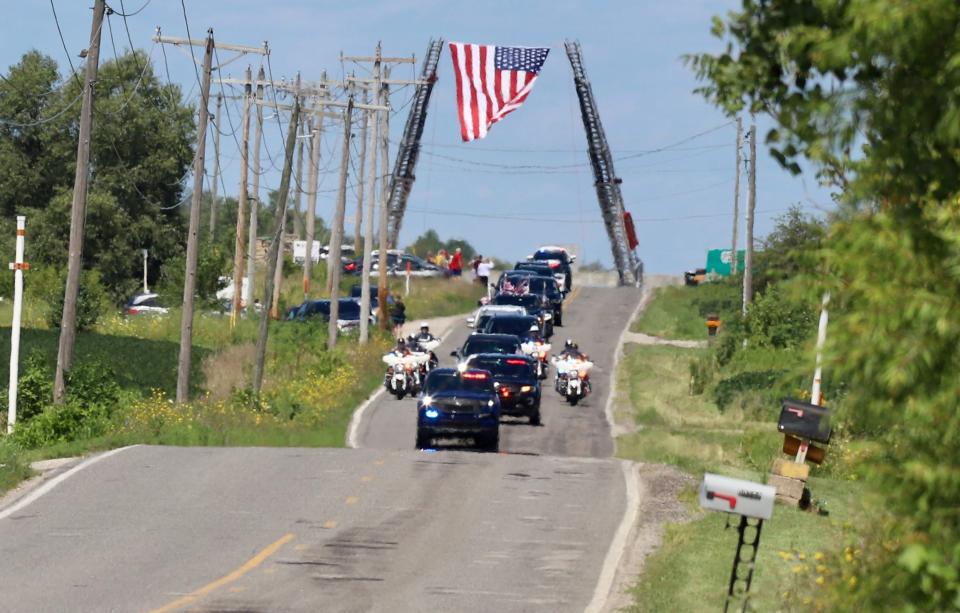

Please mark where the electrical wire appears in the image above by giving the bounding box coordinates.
[179,0,203,93]
[49,0,81,87]
[105,0,151,17]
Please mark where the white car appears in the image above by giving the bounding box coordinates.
[466,304,526,329]
[124,293,168,316]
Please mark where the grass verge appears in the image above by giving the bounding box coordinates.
[619,293,871,611]
[631,283,740,340]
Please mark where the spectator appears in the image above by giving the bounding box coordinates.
[435,249,448,269]
[390,294,407,337]
[476,257,493,288]
[449,248,463,277]
[471,254,482,279]
[425,251,434,265]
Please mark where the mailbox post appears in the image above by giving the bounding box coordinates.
[706,313,720,342]
[700,473,775,612]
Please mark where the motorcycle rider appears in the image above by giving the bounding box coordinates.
[392,337,412,356]
[555,339,589,392]
[414,322,436,343]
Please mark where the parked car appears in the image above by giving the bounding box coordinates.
[287,298,371,331]
[124,293,168,316]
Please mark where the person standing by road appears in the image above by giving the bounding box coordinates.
[476,257,493,288]
[449,248,463,278]
[390,294,407,337]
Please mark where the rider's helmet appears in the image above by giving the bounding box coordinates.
[529,324,540,333]
[571,342,579,351]
[420,322,430,332]
[564,339,574,350]
[396,337,407,348]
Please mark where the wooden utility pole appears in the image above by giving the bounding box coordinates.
[327,96,355,350]
[354,89,369,254]
[245,67,265,311]
[209,93,223,238]
[742,122,757,316]
[292,84,306,240]
[270,75,301,319]
[230,67,252,327]
[359,103,378,344]
[253,102,300,397]
[175,29,215,403]
[377,67,391,329]
[53,0,106,403]
[730,117,742,280]
[303,113,322,301]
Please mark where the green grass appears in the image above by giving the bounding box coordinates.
[619,292,871,611]
[632,283,740,340]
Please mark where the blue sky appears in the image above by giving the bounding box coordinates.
[2,0,833,273]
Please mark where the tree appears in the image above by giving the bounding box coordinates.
[407,229,476,260]
[1,50,195,303]
[753,205,826,291]
[689,2,960,608]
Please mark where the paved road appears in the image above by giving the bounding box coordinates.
[0,286,643,613]
[356,286,639,458]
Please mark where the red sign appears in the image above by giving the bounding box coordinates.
[624,212,638,250]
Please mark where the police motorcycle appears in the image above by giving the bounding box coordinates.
[382,339,430,399]
[519,324,551,380]
[551,340,593,406]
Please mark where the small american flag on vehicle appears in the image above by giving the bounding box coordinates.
[448,42,550,142]
[501,278,530,296]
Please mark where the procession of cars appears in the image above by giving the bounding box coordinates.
[405,245,595,452]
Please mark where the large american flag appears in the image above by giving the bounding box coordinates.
[448,42,550,142]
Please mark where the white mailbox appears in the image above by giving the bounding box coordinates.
[699,473,776,520]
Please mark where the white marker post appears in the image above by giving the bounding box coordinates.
[796,292,830,463]
[7,216,27,434]
[405,260,411,296]
[142,249,148,293]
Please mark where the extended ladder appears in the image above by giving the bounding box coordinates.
[385,38,444,247]
[564,40,641,286]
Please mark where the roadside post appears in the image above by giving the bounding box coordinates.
[7,216,28,433]
[142,249,148,293]
[405,260,411,296]
[706,313,720,343]
[699,473,775,612]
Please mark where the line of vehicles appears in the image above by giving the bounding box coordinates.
[375,245,594,453]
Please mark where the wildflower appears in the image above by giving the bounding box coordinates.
[814,551,825,561]
[792,565,805,574]
[848,576,857,587]
[815,575,825,585]
[816,564,827,574]
[778,551,792,561]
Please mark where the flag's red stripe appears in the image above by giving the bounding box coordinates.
[478,46,496,129]
[449,43,469,142]
[493,64,505,111]
[464,45,481,141]
[509,71,519,103]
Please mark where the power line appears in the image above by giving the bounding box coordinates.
[49,0,81,87]
[178,0,203,92]
[106,0,151,16]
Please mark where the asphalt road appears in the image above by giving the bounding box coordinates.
[0,286,643,613]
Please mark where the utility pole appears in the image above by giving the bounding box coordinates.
[730,117,742,280]
[328,96,355,350]
[209,93,223,238]
[742,122,757,316]
[292,80,306,240]
[378,66,391,329]
[303,111,322,300]
[341,44,416,327]
[53,0,106,403]
[359,102,378,344]
[175,29,215,403]
[230,67,252,327]
[270,74,301,319]
[245,66,265,311]
[254,101,300,397]
[354,88,369,254]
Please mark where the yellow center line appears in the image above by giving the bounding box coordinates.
[147,533,295,613]
[564,286,582,307]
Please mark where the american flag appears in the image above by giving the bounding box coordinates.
[501,278,530,296]
[448,42,550,142]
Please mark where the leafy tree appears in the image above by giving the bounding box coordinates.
[407,229,476,260]
[753,205,826,291]
[690,1,960,608]
[0,50,194,304]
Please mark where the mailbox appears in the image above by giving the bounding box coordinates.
[778,398,831,444]
[700,473,776,520]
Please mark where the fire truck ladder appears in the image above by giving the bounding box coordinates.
[385,38,444,247]
[564,40,640,286]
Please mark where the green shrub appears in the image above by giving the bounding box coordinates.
[12,400,112,449]
[712,369,786,412]
[10,352,52,421]
[33,267,111,331]
[745,284,817,349]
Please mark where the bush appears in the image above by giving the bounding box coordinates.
[33,267,111,331]
[11,352,52,421]
[158,241,228,307]
[712,369,786,412]
[745,284,817,349]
